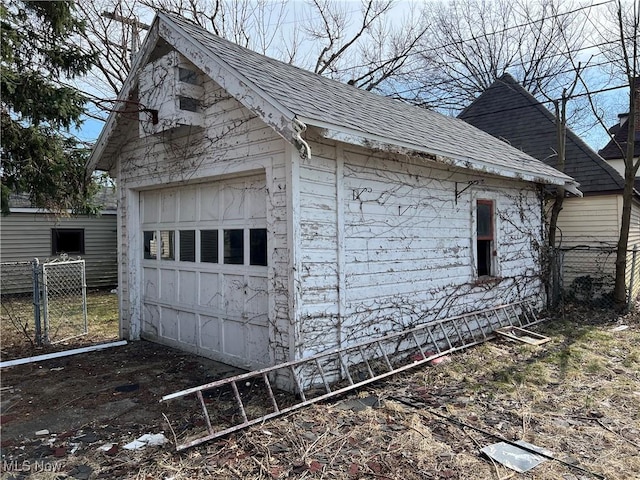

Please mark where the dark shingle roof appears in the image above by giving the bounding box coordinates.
[458,73,624,194]
[598,118,640,160]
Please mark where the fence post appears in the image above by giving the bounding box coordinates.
[629,245,638,311]
[32,258,42,346]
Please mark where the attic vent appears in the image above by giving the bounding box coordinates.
[178,67,199,85]
[179,96,199,112]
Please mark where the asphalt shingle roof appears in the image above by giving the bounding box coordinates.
[161,13,575,187]
[458,73,624,194]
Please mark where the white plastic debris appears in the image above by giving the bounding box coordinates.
[123,433,169,450]
[35,429,50,436]
[610,325,629,332]
[98,443,117,452]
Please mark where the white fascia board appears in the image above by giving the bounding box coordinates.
[301,117,582,195]
[87,21,161,174]
[158,13,298,143]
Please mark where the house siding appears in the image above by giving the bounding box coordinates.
[0,212,118,292]
[296,137,545,358]
[112,74,292,368]
[554,195,621,247]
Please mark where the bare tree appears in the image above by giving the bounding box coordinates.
[412,0,590,111]
[77,0,428,103]
[589,0,639,309]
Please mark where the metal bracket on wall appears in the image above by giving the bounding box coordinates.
[161,300,543,451]
[455,180,483,204]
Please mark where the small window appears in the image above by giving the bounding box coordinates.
[476,200,494,277]
[201,230,219,263]
[250,228,267,266]
[224,229,244,264]
[144,231,157,259]
[160,230,175,260]
[178,67,198,85]
[52,229,84,255]
[179,96,198,112]
[180,230,195,262]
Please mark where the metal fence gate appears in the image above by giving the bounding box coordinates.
[0,256,88,346]
[41,257,88,344]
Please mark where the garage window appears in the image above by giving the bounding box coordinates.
[201,230,219,263]
[250,228,267,266]
[476,200,494,277]
[224,229,244,264]
[160,230,175,260]
[180,230,196,262]
[144,231,157,259]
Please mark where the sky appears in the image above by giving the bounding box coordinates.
[72,0,628,153]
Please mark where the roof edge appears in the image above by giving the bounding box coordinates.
[302,117,581,194]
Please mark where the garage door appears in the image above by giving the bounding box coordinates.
[140,175,269,369]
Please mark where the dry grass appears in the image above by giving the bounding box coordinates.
[0,290,119,361]
[1,306,639,480]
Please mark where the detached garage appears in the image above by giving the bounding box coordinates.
[88,12,580,375]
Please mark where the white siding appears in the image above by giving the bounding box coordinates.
[112,68,291,367]
[296,138,545,357]
[553,195,620,247]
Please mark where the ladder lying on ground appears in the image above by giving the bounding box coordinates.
[162,300,543,450]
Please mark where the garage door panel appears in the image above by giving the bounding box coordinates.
[142,191,159,224]
[199,185,220,221]
[143,268,158,298]
[200,315,221,352]
[222,182,245,220]
[247,181,266,219]
[223,320,245,358]
[160,269,177,302]
[160,191,177,223]
[247,323,269,363]
[178,270,197,304]
[179,311,197,345]
[246,276,268,316]
[199,272,220,307]
[142,303,160,336]
[223,274,245,314]
[160,307,179,340]
[179,187,197,222]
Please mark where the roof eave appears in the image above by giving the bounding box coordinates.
[302,117,582,196]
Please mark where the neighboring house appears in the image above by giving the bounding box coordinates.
[459,73,640,301]
[0,189,118,292]
[88,13,579,378]
[599,112,640,193]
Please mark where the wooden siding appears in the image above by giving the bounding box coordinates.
[112,64,291,367]
[296,136,545,357]
[0,212,118,290]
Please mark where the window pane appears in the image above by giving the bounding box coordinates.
[477,201,493,239]
[201,230,219,263]
[178,67,198,85]
[179,96,198,112]
[160,230,175,260]
[180,230,195,262]
[144,231,157,259]
[477,239,492,276]
[224,229,244,264]
[52,229,85,255]
[250,228,267,266]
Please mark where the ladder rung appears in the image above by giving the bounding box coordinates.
[230,381,248,423]
[196,390,214,435]
[262,373,280,413]
[315,358,332,394]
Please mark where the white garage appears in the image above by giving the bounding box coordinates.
[139,174,271,369]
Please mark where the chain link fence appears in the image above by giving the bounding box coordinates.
[549,245,640,310]
[1,256,88,347]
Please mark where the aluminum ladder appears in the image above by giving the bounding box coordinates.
[162,300,541,450]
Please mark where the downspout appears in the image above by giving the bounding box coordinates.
[292,118,312,160]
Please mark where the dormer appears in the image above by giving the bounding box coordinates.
[138,51,204,137]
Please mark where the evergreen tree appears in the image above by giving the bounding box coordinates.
[1,1,97,215]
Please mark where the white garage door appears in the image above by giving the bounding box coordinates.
[140,175,270,369]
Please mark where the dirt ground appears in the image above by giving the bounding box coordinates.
[1,305,638,480]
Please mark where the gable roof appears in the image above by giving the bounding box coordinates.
[458,73,624,195]
[89,13,580,194]
[598,118,640,161]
